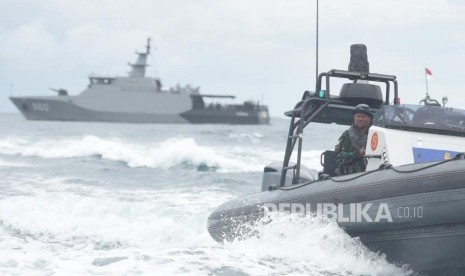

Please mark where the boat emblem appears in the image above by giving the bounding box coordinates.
[371,132,379,151]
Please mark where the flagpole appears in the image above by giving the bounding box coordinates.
[425,68,429,98]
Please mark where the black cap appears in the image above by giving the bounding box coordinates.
[352,103,373,117]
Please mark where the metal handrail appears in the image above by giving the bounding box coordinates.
[280,98,331,187]
[279,68,399,187]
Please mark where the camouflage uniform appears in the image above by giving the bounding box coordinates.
[334,129,367,175]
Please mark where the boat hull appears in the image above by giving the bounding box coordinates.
[10,97,269,124]
[207,159,465,272]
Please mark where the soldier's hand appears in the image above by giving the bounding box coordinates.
[359,148,366,157]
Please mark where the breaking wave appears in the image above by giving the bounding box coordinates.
[0,135,324,173]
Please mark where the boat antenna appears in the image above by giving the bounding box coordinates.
[315,0,319,86]
[146,37,151,55]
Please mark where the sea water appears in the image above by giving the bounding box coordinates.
[0,114,412,275]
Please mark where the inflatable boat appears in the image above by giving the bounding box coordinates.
[207,46,465,274]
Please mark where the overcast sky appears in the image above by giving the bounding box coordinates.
[1,0,464,117]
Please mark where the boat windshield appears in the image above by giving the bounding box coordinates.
[373,104,465,136]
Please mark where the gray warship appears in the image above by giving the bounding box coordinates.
[9,39,269,124]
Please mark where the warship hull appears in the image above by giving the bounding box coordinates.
[10,97,269,124]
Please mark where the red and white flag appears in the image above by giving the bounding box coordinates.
[425,67,433,80]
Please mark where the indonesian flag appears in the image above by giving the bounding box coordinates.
[425,67,433,80]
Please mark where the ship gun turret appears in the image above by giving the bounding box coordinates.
[49,88,68,96]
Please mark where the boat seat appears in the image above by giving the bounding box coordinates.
[320,150,337,177]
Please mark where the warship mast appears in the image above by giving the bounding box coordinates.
[128,38,151,78]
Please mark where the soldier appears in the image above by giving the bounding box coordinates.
[335,104,373,175]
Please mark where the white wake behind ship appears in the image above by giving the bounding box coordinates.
[10,39,269,124]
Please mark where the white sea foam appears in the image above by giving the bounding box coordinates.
[227,132,264,143]
[0,158,31,168]
[0,181,412,276]
[0,178,230,246]
[0,178,233,275]
[216,214,413,276]
[0,135,325,173]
